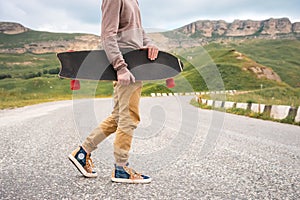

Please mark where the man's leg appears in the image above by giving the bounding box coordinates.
[113,82,142,164]
[69,82,119,178]
[111,82,151,183]
[82,81,120,152]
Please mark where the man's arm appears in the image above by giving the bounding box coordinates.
[101,0,135,85]
[101,0,127,71]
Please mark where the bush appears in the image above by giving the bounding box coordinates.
[246,99,257,104]
[23,72,42,79]
[0,74,12,80]
[48,68,60,74]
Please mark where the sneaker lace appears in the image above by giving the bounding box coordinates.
[125,166,142,179]
[86,154,95,169]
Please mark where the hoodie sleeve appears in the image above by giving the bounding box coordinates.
[101,0,127,71]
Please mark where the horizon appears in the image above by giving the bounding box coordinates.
[1,0,299,35]
[1,16,299,35]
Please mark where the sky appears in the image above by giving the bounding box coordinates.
[1,0,300,35]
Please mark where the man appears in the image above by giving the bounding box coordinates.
[68,0,158,184]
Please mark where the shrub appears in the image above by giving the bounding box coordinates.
[48,68,60,74]
[23,72,42,79]
[0,74,12,80]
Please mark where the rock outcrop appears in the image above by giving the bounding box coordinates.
[178,18,299,38]
[23,35,101,54]
[1,18,299,54]
[0,22,29,34]
[234,50,282,82]
[0,22,101,54]
[292,22,300,33]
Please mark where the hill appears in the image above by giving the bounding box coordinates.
[0,20,300,108]
[0,22,100,54]
[2,18,300,53]
[175,18,300,45]
[177,18,300,38]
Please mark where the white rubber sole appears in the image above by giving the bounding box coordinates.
[111,177,152,184]
[68,154,97,178]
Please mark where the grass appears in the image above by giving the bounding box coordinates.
[190,98,300,126]
[0,77,113,109]
[0,31,87,49]
[0,30,299,109]
[0,53,60,79]
[199,86,300,107]
[222,39,300,88]
[226,87,300,107]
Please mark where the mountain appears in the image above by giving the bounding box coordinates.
[0,22,100,54]
[177,18,300,39]
[0,22,30,34]
[1,18,300,53]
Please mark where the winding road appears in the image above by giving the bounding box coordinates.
[0,96,299,199]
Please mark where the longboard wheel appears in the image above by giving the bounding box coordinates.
[70,80,80,90]
[166,78,175,88]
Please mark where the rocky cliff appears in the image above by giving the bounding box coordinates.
[0,22,29,34]
[23,35,101,54]
[1,18,300,54]
[0,22,101,54]
[178,18,300,38]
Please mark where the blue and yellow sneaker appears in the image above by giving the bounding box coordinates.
[111,163,151,184]
[68,146,97,178]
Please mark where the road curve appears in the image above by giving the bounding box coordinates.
[0,96,299,199]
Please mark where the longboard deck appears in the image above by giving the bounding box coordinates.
[57,49,183,81]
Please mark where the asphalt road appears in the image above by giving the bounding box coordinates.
[0,96,299,199]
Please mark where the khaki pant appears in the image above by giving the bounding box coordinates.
[82,81,142,164]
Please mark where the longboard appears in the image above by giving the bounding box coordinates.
[57,49,183,81]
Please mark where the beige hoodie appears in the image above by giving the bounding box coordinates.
[101,0,154,71]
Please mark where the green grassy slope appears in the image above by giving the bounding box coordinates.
[144,44,288,93]
[0,53,60,79]
[0,31,85,48]
[220,39,300,88]
[0,77,114,109]
[0,30,299,108]
[143,40,300,106]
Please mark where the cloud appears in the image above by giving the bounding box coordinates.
[1,0,299,35]
[140,0,300,29]
[0,0,101,34]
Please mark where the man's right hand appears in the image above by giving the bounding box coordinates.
[117,67,135,86]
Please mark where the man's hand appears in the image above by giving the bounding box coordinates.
[147,45,159,61]
[117,67,135,86]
